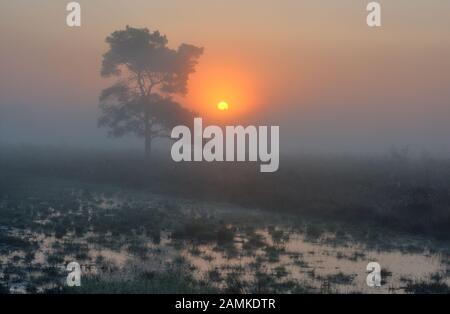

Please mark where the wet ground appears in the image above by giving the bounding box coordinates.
[0,178,449,293]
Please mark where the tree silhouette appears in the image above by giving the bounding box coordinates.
[99,26,203,159]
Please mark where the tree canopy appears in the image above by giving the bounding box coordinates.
[98,26,203,156]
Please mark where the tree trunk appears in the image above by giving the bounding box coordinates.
[145,133,152,160]
[144,102,152,161]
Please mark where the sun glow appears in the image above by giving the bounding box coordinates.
[217,101,229,111]
[186,61,262,122]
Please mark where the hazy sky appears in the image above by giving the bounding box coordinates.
[1,0,450,154]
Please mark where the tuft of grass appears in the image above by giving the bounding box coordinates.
[405,281,450,294]
[50,268,217,294]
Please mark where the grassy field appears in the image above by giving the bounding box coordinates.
[0,145,449,293]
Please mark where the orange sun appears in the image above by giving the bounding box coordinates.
[186,60,261,122]
[217,101,229,111]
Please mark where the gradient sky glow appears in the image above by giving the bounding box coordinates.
[1,0,450,154]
